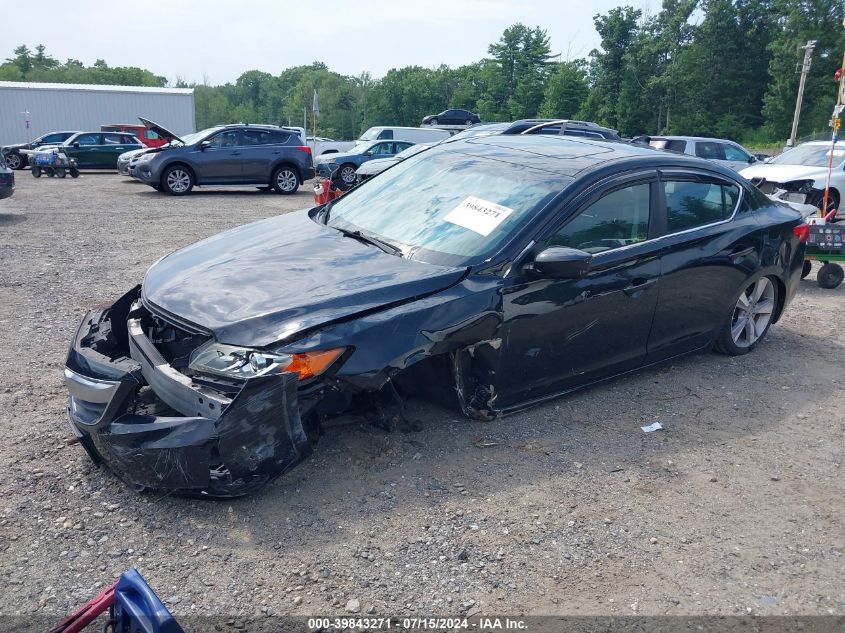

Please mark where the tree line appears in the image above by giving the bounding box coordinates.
[2,0,843,144]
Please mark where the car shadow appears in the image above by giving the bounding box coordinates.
[140,320,841,554]
[0,213,26,226]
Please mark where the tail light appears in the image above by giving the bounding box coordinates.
[793,223,809,244]
[297,145,312,156]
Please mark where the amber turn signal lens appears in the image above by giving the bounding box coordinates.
[286,348,344,379]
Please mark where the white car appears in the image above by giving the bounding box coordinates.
[740,141,844,213]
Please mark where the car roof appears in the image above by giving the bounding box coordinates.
[440,134,744,180]
[653,135,744,144]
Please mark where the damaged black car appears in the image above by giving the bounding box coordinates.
[64,135,807,496]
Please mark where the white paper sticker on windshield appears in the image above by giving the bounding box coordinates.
[443,196,514,236]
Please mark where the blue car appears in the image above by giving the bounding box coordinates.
[315,140,415,185]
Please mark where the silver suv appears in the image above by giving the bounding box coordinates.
[647,136,758,173]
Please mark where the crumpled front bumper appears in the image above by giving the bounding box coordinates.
[64,287,313,497]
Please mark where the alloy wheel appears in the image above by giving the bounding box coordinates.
[340,166,356,184]
[730,277,775,348]
[5,154,22,169]
[276,169,298,192]
[166,169,191,193]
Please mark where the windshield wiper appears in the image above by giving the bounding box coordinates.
[333,226,403,257]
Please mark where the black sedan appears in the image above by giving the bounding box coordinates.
[2,130,80,169]
[422,109,481,126]
[63,135,807,496]
[0,162,14,199]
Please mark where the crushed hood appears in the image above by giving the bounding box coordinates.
[142,210,467,347]
[740,163,828,184]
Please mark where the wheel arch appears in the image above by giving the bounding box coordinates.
[272,161,302,183]
[160,161,196,185]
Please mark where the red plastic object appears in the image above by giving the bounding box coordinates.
[794,223,810,244]
[48,581,117,633]
[313,177,344,206]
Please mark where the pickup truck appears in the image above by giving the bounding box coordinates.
[307,135,358,156]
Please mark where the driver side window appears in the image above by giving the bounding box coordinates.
[206,130,240,148]
[549,183,651,254]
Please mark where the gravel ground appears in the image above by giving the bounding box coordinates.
[0,173,843,626]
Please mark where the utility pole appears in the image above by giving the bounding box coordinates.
[789,40,817,147]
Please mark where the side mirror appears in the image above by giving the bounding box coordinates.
[748,156,757,164]
[72,142,80,148]
[200,140,211,151]
[531,246,592,279]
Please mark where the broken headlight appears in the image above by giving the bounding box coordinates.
[189,342,344,380]
[781,179,814,194]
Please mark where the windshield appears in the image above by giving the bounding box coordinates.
[771,144,845,167]
[327,147,566,265]
[171,127,221,146]
[359,128,384,141]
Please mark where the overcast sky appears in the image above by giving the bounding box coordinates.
[1,0,653,85]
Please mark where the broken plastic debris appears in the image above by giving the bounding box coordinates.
[641,422,664,433]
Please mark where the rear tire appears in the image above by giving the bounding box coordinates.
[715,276,778,356]
[31,166,41,178]
[56,168,66,178]
[272,166,299,194]
[161,165,193,195]
[801,260,812,279]
[817,263,844,289]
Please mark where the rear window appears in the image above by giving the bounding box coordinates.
[378,130,394,140]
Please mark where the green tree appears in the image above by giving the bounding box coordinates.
[580,7,642,129]
[762,0,845,140]
[539,60,589,118]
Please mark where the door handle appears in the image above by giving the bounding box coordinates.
[623,278,657,296]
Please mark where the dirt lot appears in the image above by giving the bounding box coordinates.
[0,173,843,625]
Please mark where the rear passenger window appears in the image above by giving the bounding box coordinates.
[695,142,726,160]
[103,134,124,144]
[663,180,740,232]
[377,130,393,140]
[241,130,275,145]
[549,183,651,253]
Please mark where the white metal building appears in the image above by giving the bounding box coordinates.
[0,81,195,146]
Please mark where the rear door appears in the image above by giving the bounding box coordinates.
[239,129,287,182]
[497,173,662,405]
[645,170,762,362]
[196,129,243,183]
[101,133,131,168]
